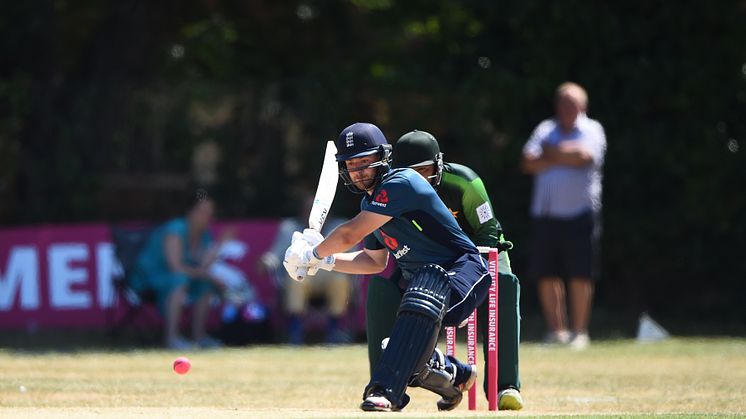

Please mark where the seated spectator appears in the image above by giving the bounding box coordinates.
[131,189,227,350]
[258,193,352,345]
[211,239,273,345]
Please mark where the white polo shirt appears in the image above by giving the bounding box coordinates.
[523,114,607,218]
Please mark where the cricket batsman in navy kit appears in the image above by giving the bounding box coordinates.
[283,122,491,412]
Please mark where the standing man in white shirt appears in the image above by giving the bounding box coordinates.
[521,82,606,350]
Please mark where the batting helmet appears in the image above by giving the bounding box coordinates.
[334,122,392,193]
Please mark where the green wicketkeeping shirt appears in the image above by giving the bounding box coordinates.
[438,162,512,274]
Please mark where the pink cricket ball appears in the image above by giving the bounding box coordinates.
[173,356,191,375]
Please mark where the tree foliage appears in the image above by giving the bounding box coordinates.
[0,0,744,323]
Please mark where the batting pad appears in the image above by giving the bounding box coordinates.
[364,264,450,409]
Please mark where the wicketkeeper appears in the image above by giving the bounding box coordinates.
[283,122,491,412]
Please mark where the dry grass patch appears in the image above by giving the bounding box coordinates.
[1,338,744,418]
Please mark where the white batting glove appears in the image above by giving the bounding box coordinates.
[283,230,335,280]
[290,230,305,245]
[283,232,310,281]
[298,245,336,273]
[301,229,334,274]
[302,228,325,246]
[283,259,304,281]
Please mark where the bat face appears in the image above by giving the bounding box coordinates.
[296,140,339,281]
[308,141,339,232]
[311,203,329,232]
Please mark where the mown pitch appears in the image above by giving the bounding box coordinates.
[1,338,744,418]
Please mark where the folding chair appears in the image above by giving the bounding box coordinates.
[108,226,160,343]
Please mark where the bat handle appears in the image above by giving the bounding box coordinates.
[295,266,308,281]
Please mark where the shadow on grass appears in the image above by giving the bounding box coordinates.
[3,307,744,354]
[0,328,162,353]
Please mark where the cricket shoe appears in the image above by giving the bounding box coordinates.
[498,388,524,410]
[542,330,571,345]
[436,363,477,411]
[166,336,194,350]
[361,392,402,412]
[569,332,590,351]
[196,335,223,349]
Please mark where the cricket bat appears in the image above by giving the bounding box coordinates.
[295,140,339,280]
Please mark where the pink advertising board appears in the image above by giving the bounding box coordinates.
[0,221,280,330]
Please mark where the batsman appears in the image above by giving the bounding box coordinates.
[284,122,490,412]
[374,130,524,410]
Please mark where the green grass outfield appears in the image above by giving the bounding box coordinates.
[1,338,744,418]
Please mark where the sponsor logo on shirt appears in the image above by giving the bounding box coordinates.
[372,189,388,207]
[476,201,493,224]
[379,229,399,250]
[393,245,410,259]
[379,229,409,259]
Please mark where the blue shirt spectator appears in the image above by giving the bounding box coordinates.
[521,82,606,350]
[522,113,606,218]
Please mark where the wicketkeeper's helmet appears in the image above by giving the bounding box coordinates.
[392,130,444,186]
